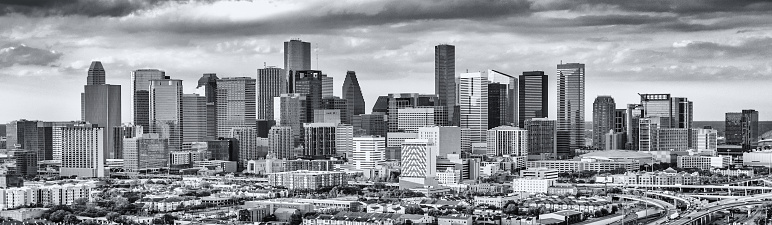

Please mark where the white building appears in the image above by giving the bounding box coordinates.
[418,126,462,157]
[436,168,461,185]
[458,71,489,144]
[352,136,386,170]
[512,178,553,194]
[269,126,294,159]
[520,167,559,180]
[677,155,731,170]
[399,139,438,189]
[486,126,528,157]
[743,151,772,167]
[61,124,105,178]
[396,108,436,133]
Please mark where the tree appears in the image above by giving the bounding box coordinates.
[106,212,121,222]
[289,213,303,225]
[64,214,81,224]
[405,206,425,215]
[601,208,609,216]
[262,214,277,222]
[594,210,603,218]
[49,210,70,223]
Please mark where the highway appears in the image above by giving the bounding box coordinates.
[668,200,772,225]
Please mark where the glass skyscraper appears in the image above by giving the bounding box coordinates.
[149,79,183,151]
[592,96,615,149]
[556,63,584,159]
[131,69,166,133]
[458,71,489,144]
[435,44,456,125]
[257,67,286,121]
[343,71,365,125]
[518,71,548,127]
[216,77,257,138]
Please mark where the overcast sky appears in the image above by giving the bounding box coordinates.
[0,0,771,123]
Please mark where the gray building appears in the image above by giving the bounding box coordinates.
[217,77,257,138]
[82,61,121,159]
[524,118,557,160]
[592,96,615,149]
[197,74,219,139]
[284,39,311,86]
[131,69,166,133]
[257,67,286,121]
[353,113,387,137]
[182,94,207,143]
[435,44,456,126]
[290,70,325,123]
[149,79,183,151]
[342,71,365,125]
[726,109,759,150]
[519,71,548,127]
[122,133,169,172]
[556,63,585,159]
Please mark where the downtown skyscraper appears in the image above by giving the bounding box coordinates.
[435,44,456,126]
[81,61,121,159]
[197,74,219,140]
[131,69,166,133]
[257,67,286,121]
[458,71,489,144]
[216,77,257,138]
[284,39,311,86]
[289,70,324,123]
[592,96,616,149]
[519,71,548,127]
[556,63,585,159]
[342,71,365,125]
[149,79,183,151]
[726,109,759,150]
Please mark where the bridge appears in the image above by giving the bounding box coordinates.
[669,200,771,225]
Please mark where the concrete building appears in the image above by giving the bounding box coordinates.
[267,170,345,190]
[274,93,305,140]
[520,167,559,180]
[486,126,528,157]
[677,155,730,170]
[257,67,287,121]
[418,126,461,157]
[216,77,257,138]
[386,132,418,160]
[399,139,438,189]
[131,69,166,134]
[269,126,294,159]
[61,124,104,178]
[149,79,183,151]
[352,136,385,170]
[458,71,489,144]
[182,93,207,143]
[512,178,553,194]
[592,96,615,149]
[82,61,122,159]
[122,133,169,173]
[396,107,436,133]
[353,113,387,137]
[303,123,353,158]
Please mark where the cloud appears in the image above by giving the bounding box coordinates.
[0,0,224,17]
[0,44,62,68]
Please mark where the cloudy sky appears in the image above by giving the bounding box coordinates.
[1,0,771,123]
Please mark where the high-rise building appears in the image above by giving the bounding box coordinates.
[638,117,661,151]
[322,76,333,98]
[418,126,461,158]
[131,69,166,133]
[182,94,207,143]
[486,126,528,157]
[342,71,365,125]
[488,82,509,129]
[82,61,121,159]
[435,44,456,126]
[399,139,438,189]
[352,136,385,170]
[352,113,387,137]
[122,133,169,173]
[303,123,338,157]
[257,67,286,121]
[396,108,436,133]
[208,138,239,162]
[386,132,418,161]
[458,72,489,144]
[5,120,38,151]
[592,96,616,149]
[230,127,260,163]
[149,79,183,151]
[372,96,389,114]
[113,124,143,160]
[197,74,219,140]
[274,93,305,141]
[336,124,354,158]
[290,70,324,123]
[61,124,104,178]
[614,109,627,133]
[519,71,548,127]
[216,77,257,138]
[639,94,693,129]
[268,126,294,159]
[8,149,37,177]
[284,39,312,86]
[385,93,447,132]
[626,104,643,150]
[726,109,759,150]
[322,96,347,124]
[556,63,585,159]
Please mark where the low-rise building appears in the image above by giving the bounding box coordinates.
[520,167,558,180]
[438,215,473,225]
[677,155,731,170]
[513,178,553,194]
[474,196,520,208]
[267,170,345,190]
[712,168,754,177]
[303,212,402,225]
[622,168,701,185]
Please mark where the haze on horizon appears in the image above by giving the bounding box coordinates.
[0,0,770,123]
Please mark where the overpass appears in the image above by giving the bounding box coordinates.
[669,200,771,225]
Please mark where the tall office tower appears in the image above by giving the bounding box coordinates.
[693,128,718,151]
[486,126,528,157]
[322,96,347,124]
[216,77,257,138]
[638,117,661,151]
[519,71,548,127]
[5,119,38,151]
[314,109,341,124]
[342,71,365,125]
[131,69,166,133]
[284,39,312,85]
[524,115,557,159]
[289,70,324,123]
[556,63,585,159]
[302,123,338,157]
[197,74,219,139]
[435,44,456,126]
[149,79,183,151]
[396,108,436,133]
[626,104,643,150]
[322,76,334,98]
[488,82,508,129]
[122,133,169,173]
[352,136,386,170]
[399,139,438,188]
[592,96,616,149]
[458,72,489,144]
[82,61,121,159]
[257,67,287,121]
[230,127,259,163]
[656,128,690,151]
[418,126,461,157]
[86,61,105,85]
[353,113,387,137]
[8,149,37,177]
[726,109,760,150]
[268,126,294,159]
[385,93,446,132]
[112,124,143,160]
[182,94,207,143]
[614,109,627,133]
[61,124,104,178]
[372,96,389,113]
[336,124,354,158]
[639,94,693,129]
[274,93,305,140]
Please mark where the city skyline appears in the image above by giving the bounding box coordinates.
[0,0,771,123]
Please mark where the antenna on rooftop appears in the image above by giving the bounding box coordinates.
[315,43,319,70]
